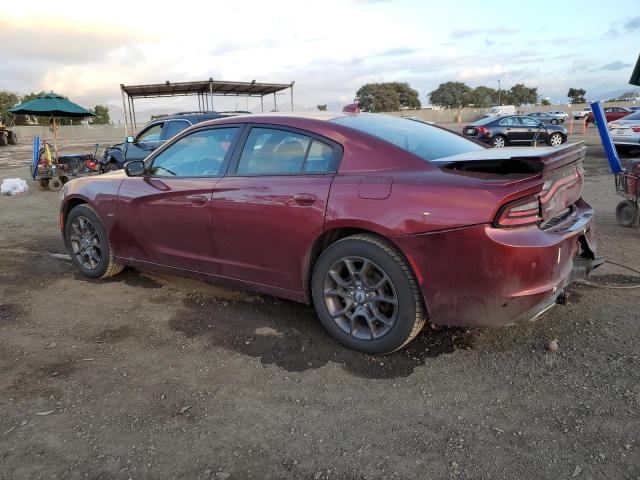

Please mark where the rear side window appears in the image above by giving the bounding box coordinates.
[499,117,521,126]
[332,114,484,162]
[236,127,334,174]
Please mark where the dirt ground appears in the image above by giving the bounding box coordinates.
[0,132,638,480]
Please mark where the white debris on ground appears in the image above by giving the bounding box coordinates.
[0,178,29,195]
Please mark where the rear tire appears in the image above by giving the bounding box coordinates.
[551,118,559,125]
[0,134,7,146]
[37,179,50,191]
[490,135,506,148]
[548,132,564,147]
[311,234,426,354]
[615,200,638,228]
[64,204,124,279]
[7,131,17,145]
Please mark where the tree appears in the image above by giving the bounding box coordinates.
[355,82,421,112]
[567,88,587,104]
[0,90,20,124]
[317,104,327,111]
[504,83,538,106]
[469,86,498,108]
[356,83,400,112]
[429,82,472,109]
[541,98,551,106]
[389,82,421,110]
[91,105,110,124]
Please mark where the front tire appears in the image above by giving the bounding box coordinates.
[7,131,17,145]
[311,234,426,354]
[64,204,124,279]
[551,118,559,125]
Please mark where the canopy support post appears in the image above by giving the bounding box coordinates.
[273,92,277,112]
[260,95,264,112]
[120,84,129,135]
[290,81,295,111]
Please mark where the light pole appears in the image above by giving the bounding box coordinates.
[498,79,501,106]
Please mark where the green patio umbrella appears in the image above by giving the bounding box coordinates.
[9,92,94,158]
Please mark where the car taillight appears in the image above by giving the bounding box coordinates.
[632,126,640,133]
[477,127,488,135]
[494,195,542,228]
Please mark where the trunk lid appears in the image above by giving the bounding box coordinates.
[435,142,586,226]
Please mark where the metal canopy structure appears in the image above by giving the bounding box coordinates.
[120,78,295,133]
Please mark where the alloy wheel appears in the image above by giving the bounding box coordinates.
[69,215,102,270]
[550,133,563,146]
[492,137,505,148]
[323,256,398,340]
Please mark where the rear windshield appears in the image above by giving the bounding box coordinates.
[473,116,498,125]
[331,114,484,161]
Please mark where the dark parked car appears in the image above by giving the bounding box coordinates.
[463,115,567,148]
[99,111,237,172]
[527,112,562,125]
[61,112,598,354]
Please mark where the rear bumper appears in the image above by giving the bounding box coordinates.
[394,198,598,328]
[612,133,640,146]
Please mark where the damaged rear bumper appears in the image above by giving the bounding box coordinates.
[393,198,599,328]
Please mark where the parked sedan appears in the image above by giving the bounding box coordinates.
[463,115,567,148]
[548,111,569,122]
[573,107,591,120]
[586,106,632,124]
[608,109,640,152]
[527,112,562,125]
[60,112,599,354]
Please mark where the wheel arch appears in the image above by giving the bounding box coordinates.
[60,195,91,228]
[303,225,424,306]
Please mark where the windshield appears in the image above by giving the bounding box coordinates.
[332,114,484,161]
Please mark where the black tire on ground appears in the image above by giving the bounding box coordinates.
[7,131,17,145]
[0,133,7,146]
[311,234,426,354]
[48,177,63,191]
[551,118,559,125]
[100,160,119,174]
[615,200,638,228]
[59,176,69,184]
[37,179,50,191]
[64,204,124,279]
[615,145,631,155]
[490,135,506,148]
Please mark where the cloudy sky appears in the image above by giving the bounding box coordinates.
[1,0,639,117]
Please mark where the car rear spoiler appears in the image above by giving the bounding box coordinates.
[435,142,586,176]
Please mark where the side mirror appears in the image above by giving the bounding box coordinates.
[124,160,145,177]
[126,135,135,144]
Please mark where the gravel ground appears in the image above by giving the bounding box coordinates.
[0,133,638,480]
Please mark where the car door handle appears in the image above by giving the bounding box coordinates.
[293,193,316,205]
[186,194,208,205]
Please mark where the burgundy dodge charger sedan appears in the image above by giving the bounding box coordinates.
[60,112,601,354]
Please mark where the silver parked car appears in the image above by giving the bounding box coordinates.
[527,112,562,125]
[609,110,640,152]
[548,111,568,122]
